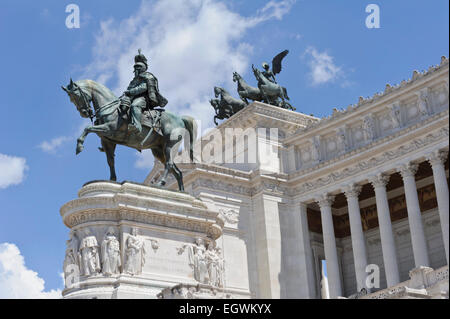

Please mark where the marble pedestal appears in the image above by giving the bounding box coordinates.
[60,181,224,299]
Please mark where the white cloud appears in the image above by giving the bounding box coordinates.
[38,136,73,154]
[83,0,294,168]
[256,0,296,21]
[304,46,344,86]
[0,243,61,299]
[38,119,91,154]
[0,153,28,189]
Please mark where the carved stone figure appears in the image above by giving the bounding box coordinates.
[62,50,197,192]
[363,114,375,141]
[417,89,430,116]
[187,238,209,284]
[79,229,101,276]
[124,228,146,275]
[310,136,321,162]
[101,228,121,276]
[205,244,224,287]
[336,127,348,153]
[389,102,402,128]
[63,230,80,285]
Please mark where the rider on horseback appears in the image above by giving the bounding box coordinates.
[122,49,168,134]
[261,62,277,84]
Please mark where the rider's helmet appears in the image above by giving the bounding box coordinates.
[134,49,148,70]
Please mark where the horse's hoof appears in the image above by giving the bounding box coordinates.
[156,180,166,187]
[76,145,84,155]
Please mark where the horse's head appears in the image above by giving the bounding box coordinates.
[214,86,222,98]
[61,79,93,119]
[232,72,240,82]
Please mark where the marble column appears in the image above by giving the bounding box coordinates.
[343,184,369,292]
[316,194,342,298]
[399,162,430,267]
[291,202,316,298]
[369,173,400,286]
[427,150,449,264]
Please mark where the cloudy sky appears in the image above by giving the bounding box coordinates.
[0,0,448,297]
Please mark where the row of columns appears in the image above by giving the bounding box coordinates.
[309,149,448,298]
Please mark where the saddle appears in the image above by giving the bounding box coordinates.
[142,109,163,136]
[119,96,163,136]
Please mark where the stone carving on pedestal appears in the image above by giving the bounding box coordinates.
[60,182,226,299]
[205,244,224,288]
[63,230,80,286]
[179,238,224,287]
[79,229,101,276]
[101,228,121,276]
[218,208,239,224]
[124,227,146,276]
[187,238,209,284]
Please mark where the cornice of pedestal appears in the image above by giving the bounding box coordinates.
[60,181,224,240]
[203,101,319,139]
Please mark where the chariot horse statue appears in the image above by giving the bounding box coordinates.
[252,50,295,111]
[61,51,196,192]
[210,86,247,125]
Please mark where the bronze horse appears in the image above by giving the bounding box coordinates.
[62,79,196,191]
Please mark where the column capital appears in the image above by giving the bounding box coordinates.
[427,149,448,167]
[398,162,419,179]
[343,184,362,199]
[316,194,335,209]
[368,173,390,189]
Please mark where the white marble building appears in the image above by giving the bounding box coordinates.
[145,56,449,299]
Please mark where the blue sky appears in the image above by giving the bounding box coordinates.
[0,0,448,297]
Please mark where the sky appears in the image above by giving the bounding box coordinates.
[0,0,448,298]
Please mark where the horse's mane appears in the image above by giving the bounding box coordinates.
[75,79,117,100]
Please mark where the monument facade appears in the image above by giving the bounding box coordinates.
[61,56,449,299]
[147,56,449,299]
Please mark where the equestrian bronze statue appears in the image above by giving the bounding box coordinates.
[62,50,196,191]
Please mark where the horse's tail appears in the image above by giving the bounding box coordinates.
[182,116,197,162]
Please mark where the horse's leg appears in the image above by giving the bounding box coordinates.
[157,131,184,190]
[76,123,111,154]
[172,163,184,192]
[101,139,117,181]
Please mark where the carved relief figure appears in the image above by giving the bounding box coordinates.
[187,238,208,284]
[124,228,146,275]
[389,103,402,128]
[310,136,321,162]
[336,127,348,153]
[79,229,101,276]
[362,115,375,141]
[101,228,121,276]
[417,90,430,116]
[63,230,80,286]
[205,244,224,287]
